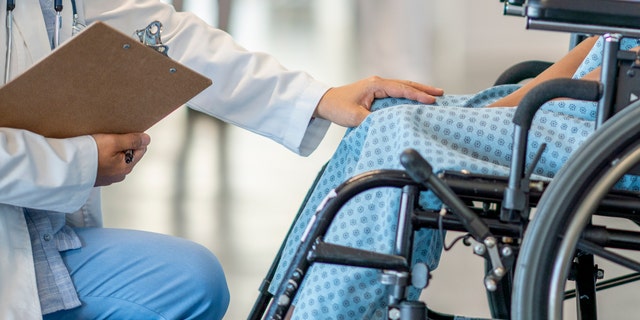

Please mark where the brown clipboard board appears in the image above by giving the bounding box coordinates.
[0,21,212,138]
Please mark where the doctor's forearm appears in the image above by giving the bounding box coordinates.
[0,129,97,212]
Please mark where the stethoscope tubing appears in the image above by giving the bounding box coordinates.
[54,0,62,47]
[5,0,15,83]
[4,0,77,84]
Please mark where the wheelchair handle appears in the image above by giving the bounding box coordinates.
[513,78,602,131]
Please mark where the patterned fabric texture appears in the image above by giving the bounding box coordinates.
[270,36,640,319]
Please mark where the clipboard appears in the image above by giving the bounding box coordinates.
[0,21,212,138]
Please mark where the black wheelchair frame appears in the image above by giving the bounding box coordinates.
[248,1,640,319]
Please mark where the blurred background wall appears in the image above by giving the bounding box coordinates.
[102,0,571,318]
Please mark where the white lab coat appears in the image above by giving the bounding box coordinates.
[0,0,331,318]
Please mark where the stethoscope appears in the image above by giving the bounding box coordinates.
[5,0,15,84]
[4,0,80,83]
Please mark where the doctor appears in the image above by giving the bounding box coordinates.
[0,0,444,319]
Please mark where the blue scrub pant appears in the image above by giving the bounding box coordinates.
[43,228,230,320]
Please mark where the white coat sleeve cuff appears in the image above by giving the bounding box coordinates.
[0,129,98,213]
[283,81,332,157]
[59,135,99,212]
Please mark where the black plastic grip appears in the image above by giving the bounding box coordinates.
[400,148,434,185]
[493,60,553,86]
[513,78,601,131]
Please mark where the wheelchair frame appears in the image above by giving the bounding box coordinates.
[249,1,640,319]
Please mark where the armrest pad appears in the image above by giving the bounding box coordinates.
[527,0,640,29]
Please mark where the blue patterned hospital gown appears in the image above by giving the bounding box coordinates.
[271,37,640,319]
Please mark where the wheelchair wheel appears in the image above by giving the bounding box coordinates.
[512,100,640,319]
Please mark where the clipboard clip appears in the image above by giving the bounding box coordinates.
[135,21,169,56]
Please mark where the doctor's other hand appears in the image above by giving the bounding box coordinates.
[92,133,151,187]
[313,76,444,127]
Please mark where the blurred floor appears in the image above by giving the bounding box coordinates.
[96,0,640,319]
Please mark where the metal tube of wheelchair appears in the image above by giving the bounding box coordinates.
[395,185,418,258]
[400,148,492,241]
[248,163,331,320]
[503,2,524,16]
[264,170,419,319]
[503,127,528,219]
[400,301,426,320]
[582,225,640,251]
[597,33,622,126]
[577,239,640,273]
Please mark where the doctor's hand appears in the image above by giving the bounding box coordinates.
[313,76,444,127]
[92,133,151,187]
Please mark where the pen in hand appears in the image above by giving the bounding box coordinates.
[92,133,150,187]
[124,149,134,164]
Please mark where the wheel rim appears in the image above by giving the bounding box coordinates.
[549,144,640,318]
[512,99,640,320]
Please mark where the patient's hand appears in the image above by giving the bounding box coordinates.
[314,76,444,127]
[92,133,151,187]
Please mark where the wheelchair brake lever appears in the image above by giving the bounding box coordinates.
[524,143,546,181]
[401,148,518,292]
[400,148,492,242]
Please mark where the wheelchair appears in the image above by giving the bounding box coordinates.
[249,1,640,319]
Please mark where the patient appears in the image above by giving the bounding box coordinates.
[271,35,640,319]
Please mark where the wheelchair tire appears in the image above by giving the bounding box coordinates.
[511,100,640,319]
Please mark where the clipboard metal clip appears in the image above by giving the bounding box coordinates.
[135,21,169,56]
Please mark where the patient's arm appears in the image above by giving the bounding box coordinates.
[487,36,599,107]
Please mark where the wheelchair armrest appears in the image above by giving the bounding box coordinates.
[513,78,601,130]
[526,0,640,30]
[504,79,602,221]
[493,60,553,86]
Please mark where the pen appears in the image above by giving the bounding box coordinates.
[124,149,134,164]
